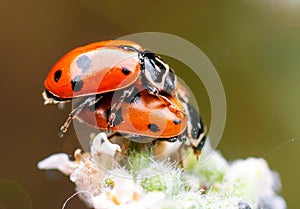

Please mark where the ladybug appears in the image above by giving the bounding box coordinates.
[76,85,188,142]
[43,40,184,136]
[76,81,206,157]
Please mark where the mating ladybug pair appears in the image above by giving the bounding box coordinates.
[42,40,206,157]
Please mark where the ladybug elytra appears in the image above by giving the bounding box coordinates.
[76,86,188,142]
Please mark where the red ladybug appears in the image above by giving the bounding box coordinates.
[43,40,142,100]
[43,40,184,136]
[76,86,188,142]
[76,81,206,157]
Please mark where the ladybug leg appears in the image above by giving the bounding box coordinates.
[107,86,135,131]
[59,96,102,137]
[107,132,119,140]
[191,136,207,159]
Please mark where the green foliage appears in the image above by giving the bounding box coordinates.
[126,149,153,179]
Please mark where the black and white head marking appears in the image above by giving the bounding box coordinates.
[140,51,176,95]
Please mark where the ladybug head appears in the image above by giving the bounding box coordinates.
[141,51,177,95]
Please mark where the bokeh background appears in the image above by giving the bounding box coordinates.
[1,0,299,208]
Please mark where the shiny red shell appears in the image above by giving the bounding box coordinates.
[44,40,142,99]
[76,88,187,138]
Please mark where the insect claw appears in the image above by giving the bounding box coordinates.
[107,125,112,133]
[194,150,201,159]
[58,130,64,138]
[58,115,72,137]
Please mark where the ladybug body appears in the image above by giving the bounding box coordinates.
[76,86,187,141]
[42,40,206,157]
[76,80,206,157]
[44,40,177,104]
[43,40,183,136]
[44,40,142,100]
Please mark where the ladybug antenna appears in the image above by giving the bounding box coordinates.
[58,96,102,137]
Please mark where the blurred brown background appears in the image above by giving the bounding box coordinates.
[1,0,299,208]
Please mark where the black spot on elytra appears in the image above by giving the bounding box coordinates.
[173,119,181,125]
[76,55,91,73]
[121,67,131,75]
[148,123,160,132]
[71,75,83,92]
[54,70,62,82]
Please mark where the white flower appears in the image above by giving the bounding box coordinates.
[91,132,121,170]
[37,133,286,209]
[37,153,76,175]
